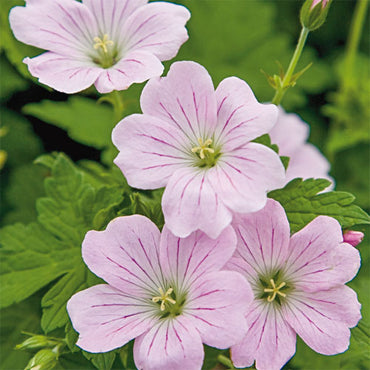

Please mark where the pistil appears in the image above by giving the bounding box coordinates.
[264,278,287,302]
[191,138,214,159]
[152,287,176,311]
[93,34,114,53]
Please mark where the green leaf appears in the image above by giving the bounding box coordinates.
[0,222,81,308]
[23,97,117,164]
[82,351,117,370]
[268,178,370,233]
[0,296,41,370]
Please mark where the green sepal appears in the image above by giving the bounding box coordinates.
[300,0,332,31]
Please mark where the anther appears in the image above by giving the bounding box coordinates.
[264,279,286,302]
[93,34,114,53]
[191,138,214,159]
[152,287,176,311]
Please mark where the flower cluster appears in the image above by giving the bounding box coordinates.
[9,1,363,370]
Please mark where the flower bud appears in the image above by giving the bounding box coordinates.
[25,349,58,370]
[300,0,332,31]
[343,230,364,247]
[16,335,59,351]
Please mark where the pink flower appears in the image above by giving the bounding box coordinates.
[226,199,361,370]
[343,230,364,247]
[269,108,334,187]
[9,0,190,93]
[67,215,253,370]
[112,61,286,238]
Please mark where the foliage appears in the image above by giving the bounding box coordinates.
[269,178,370,233]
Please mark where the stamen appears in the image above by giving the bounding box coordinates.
[93,34,114,53]
[264,278,286,302]
[191,138,214,159]
[152,287,176,311]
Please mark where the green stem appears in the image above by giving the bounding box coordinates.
[342,0,369,91]
[271,27,310,106]
[112,90,125,122]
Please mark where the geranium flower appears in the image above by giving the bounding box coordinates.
[67,215,252,369]
[112,61,286,238]
[226,199,361,370]
[9,0,190,93]
[269,108,334,187]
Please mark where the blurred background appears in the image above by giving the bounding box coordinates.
[1,0,369,369]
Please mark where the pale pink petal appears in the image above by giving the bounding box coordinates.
[24,53,101,94]
[10,0,96,57]
[231,302,296,370]
[185,271,252,348]
[285,216,361,292]
[123,2,190,60]
[269,109,309,158]
[286,143,334,186]
[94,50,163,93]
[283,289,357,355]
[214,77,278,150]
[140,61,218,141]
[82,215,162,296]
[159,225,237,288]
[161,167,232,238]
[228,199,291,278]
[112,113,190,189]
[82,0,147,43]
[67,284,154,353]
[213,143,285,213]
[133,316,204,370]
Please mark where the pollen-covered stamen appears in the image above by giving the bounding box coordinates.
[191,138,214,159]
[264,278,286,302]
[152,287,176,311]
[93,34,114,54]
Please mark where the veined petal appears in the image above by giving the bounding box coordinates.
[24,53,101,94]
[285,216,361,292]
[283,288,357,355]
[269,109,309,158]
[214,77,278,150]
[134,316,204,370]
[231,301,296,370]
[229,199,291,280]
[141,61,218,141]
[213,143,285,213]
[113,113,190,189]
[185,271,252,349]
[94,50,163,94]
[286,143,334,186]
[83,0,147,43]
[162,167,232,238]
[67,284,154,352]
[159,225,237,289]
[10,0,96,57]
[82,215,163,296]
[123,2,190,60]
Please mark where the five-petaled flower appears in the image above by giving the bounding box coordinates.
[226,199,361,370]
[269,108,334,187]
[67,215,253,370]
[9,0,190,93]
[112,61,286,239]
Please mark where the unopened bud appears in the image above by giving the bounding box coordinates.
[25,349,58,370]
[300,0,332,31]
[343,230,364,247]
[16,335,58,351]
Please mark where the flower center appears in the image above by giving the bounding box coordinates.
[191,137,221,168]
[263,278,287,302]
[92,34,117,68]
[152,287,176,312]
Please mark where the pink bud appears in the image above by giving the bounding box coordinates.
[311,0,330,9]
[343,230,364,247]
